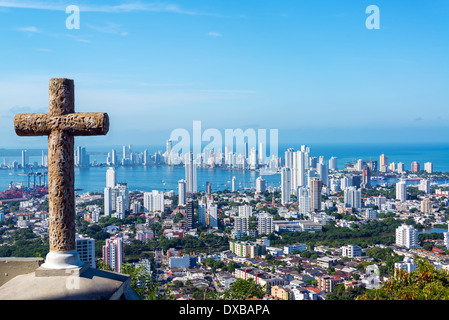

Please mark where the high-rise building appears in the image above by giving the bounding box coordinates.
[341,176,352,190]
[361,166,371,189]
[424,162,433,174]
[233,216,249,239]
[411,161,420,173]
[238,204,252,217]
[316,163,328,187]
[178,179,186,206]
[344,187,361,209]
[144,190,165,213]
[232,176,237,192]
[292,151,306,190]
[298,187,311,214]
[395,224,418,249]
[397,162,405,173]
[111,149,117,165]
[258,213,273,235]
[329,157,338,171]
[198,197,207,226]
[186,200,194,230]
[256,176,266,194]
[185,152,197,194]
[102,234,124,272]
[208,204,218,228]
[206,181,212,195]
[284,148,294,169]
[76,234,96,269]
[249,147,257,169]
[75,146,89,167]
[379,154,388,172]
[396,180,407,202]
[115,196,126,219]
[281,167,291,205]
[104,187,113,216]
[166,139,172,165]
[106,167,116,188]
[116,183,129,211]
[21,149,29,168]
[419,179,430,194]
[309,177,322,212]
[421,197,432,213]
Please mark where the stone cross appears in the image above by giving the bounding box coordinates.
[14,78,109,269]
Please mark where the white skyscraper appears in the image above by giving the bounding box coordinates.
[198,197,207,226]
[116,183,129,211]
[329,157,338,171]
[284,148,294,169]
[256,176,266,194]
[341,176,352,190]
[424,162,433,174]
[238,204,253,217]
[249,147,257,169]
[298,187,311,214]
[144,190,165,213]
[22,149,29,168]
[316,163,329,187]
[396,224,418,249]
[232,176,237,192]
[281,167,292,205]
[258,142,265,165]
[234,216,249,238]
[104,187,113,216]
[185,152,197,194]
[178,179,186,206]
[76,234,96,269]
[166,139,172,165]
[396,180,407,202]
[258,213,273,235]
[115,196,126,219]
[419,179,430,194]
[106,167,116,188]
[292,150,305,191]
[111,149,117,165]
[344,187,361,209]
[208,204,218,228]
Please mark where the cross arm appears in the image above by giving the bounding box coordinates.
[14,112,109,137]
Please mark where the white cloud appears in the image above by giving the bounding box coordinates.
[207,32,222,37]
[0,1,203,15]
[87,22,128,36]
[16,26,40,32]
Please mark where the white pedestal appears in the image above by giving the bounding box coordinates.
[40,250,85,270]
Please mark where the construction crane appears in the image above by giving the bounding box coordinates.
[18,169,48,189]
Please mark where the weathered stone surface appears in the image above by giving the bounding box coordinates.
[14,112,109,137]
[13,78,109,254]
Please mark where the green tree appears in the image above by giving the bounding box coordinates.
[357,257,449,300]
[211,278,267,300]
[120,262,160,300]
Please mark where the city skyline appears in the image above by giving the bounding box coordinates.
[0,1,448,148]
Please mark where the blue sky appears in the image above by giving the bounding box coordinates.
[0,0,448,149]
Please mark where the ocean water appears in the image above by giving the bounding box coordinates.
[0,142,448,193]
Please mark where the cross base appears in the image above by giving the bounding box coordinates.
[40,250,85,270]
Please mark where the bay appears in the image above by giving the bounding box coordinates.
[0,142,449,193]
